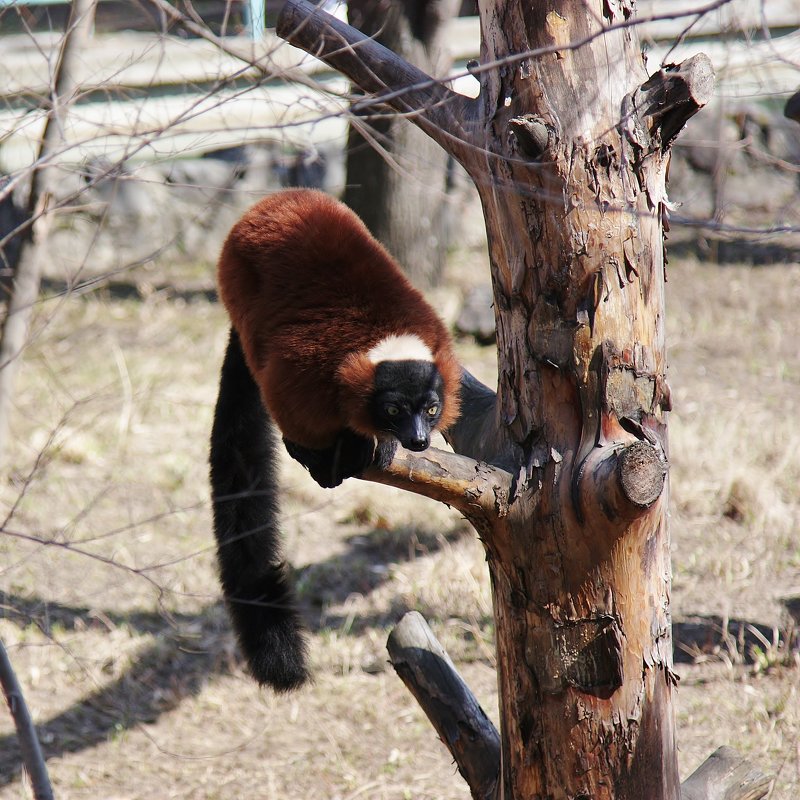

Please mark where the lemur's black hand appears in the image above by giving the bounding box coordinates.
[283,430,377,488]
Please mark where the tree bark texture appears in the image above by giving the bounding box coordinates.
[343,0,460,287]
[469,5,683,796]
[277,1,714,797]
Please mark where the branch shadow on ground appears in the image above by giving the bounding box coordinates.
[296,522,472,633]
[1,555,793,788]
[0,523,466,787]
[0,594,232,788]
[672,614,791,665]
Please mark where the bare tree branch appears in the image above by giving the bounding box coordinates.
[0,639,53,800]
[625,53,715,152]
[362,445,513,528]
[276,0,480,161]
[0,0,97,465]
[143,0,285,77]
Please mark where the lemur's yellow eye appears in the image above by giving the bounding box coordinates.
[427,405,439,417]
[386,405,400,417]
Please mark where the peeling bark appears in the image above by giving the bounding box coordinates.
[468,6,683,790]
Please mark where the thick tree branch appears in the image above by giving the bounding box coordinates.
[680,746,773,800]
[362,445,513,526]
[387,612,500,800]
[276,0,480,161]
[0,639,53,800]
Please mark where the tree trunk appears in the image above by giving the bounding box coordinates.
[343,0,459,287]
[277,0,715,797]
[465,4,685,796]
[0,0,97,464]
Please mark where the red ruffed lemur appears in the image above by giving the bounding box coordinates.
[209,189,461,691]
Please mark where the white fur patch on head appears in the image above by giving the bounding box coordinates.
[367,334,433,364]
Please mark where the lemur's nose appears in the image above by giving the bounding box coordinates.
[407,435,429,452]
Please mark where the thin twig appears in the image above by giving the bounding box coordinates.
[276,0,479,160]
[0,0,97,464]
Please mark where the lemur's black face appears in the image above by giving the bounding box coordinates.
[370,360,444,451]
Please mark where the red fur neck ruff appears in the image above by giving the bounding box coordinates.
[336,352,378,438]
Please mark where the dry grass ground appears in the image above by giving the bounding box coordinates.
[0,207,798,798]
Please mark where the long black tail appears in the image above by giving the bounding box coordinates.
[209,328,309,691]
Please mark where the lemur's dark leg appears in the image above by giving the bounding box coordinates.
[282,439,338,487]
[372,438,398,471]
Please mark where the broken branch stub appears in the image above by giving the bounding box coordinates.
[576,440,667,531]
[626,53,715,151]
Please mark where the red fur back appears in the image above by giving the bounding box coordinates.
[217,189,460,449]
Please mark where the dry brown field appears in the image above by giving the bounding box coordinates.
[1,194,799,799]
